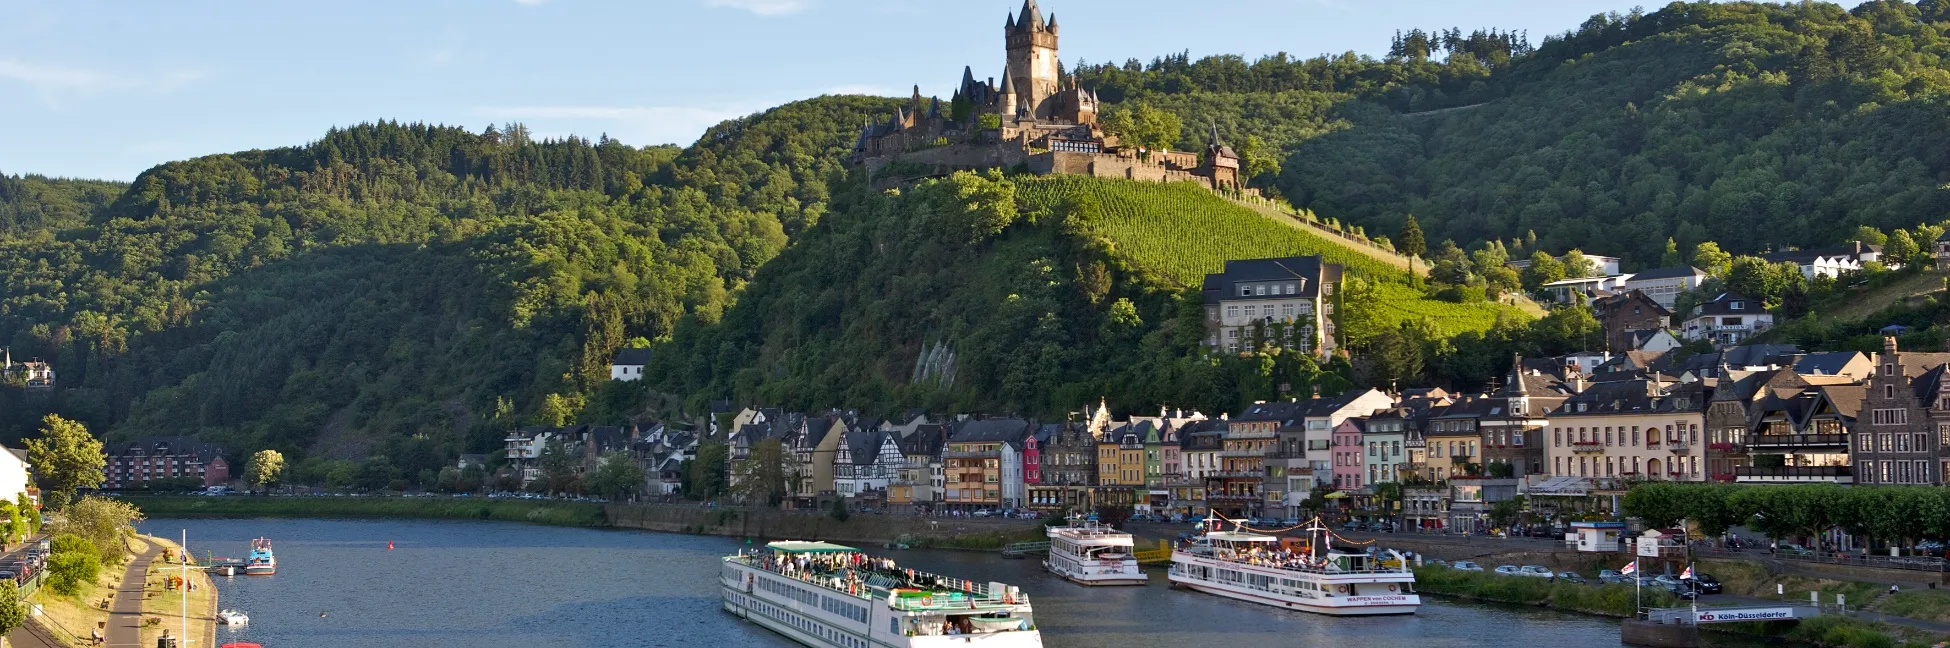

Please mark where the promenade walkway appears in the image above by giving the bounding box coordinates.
[106,545,161,648]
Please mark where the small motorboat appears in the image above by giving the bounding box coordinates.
[218,610,249,625]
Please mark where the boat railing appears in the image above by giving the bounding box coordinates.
[1184,548,1412,576]
[730,553,1028,608]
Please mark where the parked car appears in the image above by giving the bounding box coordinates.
[1425,558,1450,567]
[971,509,994,518]
[1518,565,1555,579]
[1494,565,1522,576]
[1665,580,1700,600]
[1652,574,1681,589]
[1598,569,1624,584]
[1558,571,1588,584]
[1452,561,1483,572]
[1692,573,1723,594]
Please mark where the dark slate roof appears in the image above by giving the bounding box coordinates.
[1234,400,1304,422]
[106,436,226,462]
[802,416,836,447]
[1793,351,1865,377]
[585,426,629,453]
[949,418,1032,444]
[1694,292,1763,317]
[846,428,887,466]
[1200,256,1339,304]
[610,348,651,366]
[897,424,946,457]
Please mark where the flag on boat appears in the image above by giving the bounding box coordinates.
[1620,559,1637,576]
[1680,564,1694,580]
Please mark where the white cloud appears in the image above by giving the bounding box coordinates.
[705,0,812,16]
[0,58,205,108]
[476,104,761,147]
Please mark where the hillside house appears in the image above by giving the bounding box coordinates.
[1681,293,1773,346]
[1201,256,1344,355]
[609,348,651,382]
[1621,267,1706,310]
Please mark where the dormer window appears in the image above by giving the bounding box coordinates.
[1730,301,1745,310]
[1286,283,1297,294]
[1240,285,1251,297]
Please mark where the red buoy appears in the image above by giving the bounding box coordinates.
[387,540,394,550]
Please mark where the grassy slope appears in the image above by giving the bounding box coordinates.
[1016,176,1526,336]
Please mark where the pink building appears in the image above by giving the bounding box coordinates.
[1331,419,1368,490]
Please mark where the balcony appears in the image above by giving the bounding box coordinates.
[1666,440,1690,452]
[1735,465,1854,484]
[1220,450,1267,458]
[1707,442,1743,454]
[1209,470,1264,479]
[1208,492,1259,502]
[942,449,997,459]
[1745,434,1849,450]
[1571,441,1605,454]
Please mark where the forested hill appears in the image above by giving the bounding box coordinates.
[0,95,899,480]
[1273,1,1950,266]
[0,174,124,236]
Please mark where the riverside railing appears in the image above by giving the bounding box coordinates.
[1694,547,1947,573]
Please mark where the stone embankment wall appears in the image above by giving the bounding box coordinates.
[605,503,1040,547]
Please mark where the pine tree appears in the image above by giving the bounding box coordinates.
[1660,238,1683,267]
[1397,215,1427,258]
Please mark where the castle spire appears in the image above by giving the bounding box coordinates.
[1016,0,1043,32]
[1508,353,1528,396]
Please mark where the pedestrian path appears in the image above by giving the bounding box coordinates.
[106,544,161,648]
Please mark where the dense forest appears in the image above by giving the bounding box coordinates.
[0,96,901,479]
[1277,1,1950,267]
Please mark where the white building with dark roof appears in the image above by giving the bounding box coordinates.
[1681,293,1773,346]
[1621,266,1706,309]
[1201,255,1344,355]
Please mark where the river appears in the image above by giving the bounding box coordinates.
[143,518,1634,648]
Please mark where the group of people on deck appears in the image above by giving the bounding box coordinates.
[1217,545,1332,571]
[758,550,902,595]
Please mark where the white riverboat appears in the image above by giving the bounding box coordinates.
[1168,517,1419,616]
[722,540,1044,648]
[1043,518,1147,586]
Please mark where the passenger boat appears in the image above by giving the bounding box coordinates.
[722,540,1043,648]
[1168,516,1419,616]
[218,609,249,625]
[1043,518,1147,586]
[244,538,276,576]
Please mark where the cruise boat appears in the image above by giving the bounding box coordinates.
[722,541,1043,648]
[1168,516,1418,616]
[1043,518,1147,586]
[244,538,275,576]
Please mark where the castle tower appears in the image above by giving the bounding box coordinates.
[1004,0,1060,121]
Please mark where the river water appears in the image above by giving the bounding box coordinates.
[142,518,1633,648]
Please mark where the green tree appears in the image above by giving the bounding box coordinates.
[44,535,100,596]
[1397,215,1427,258]
[0,580,25,637]
[730,439,796,506]
[587,452,648,501]
[48,497,141,563]
[1336,277,1386,349]
[24,415,105,509]
[244,449,286,493]
[1886,230,1921,269]
[1851,226,1888,247]
[1660,238,1683,267]
[1692,242,1733,278]
[1520,250,1565,289]
[1561,249,1598,278]
[537,441,581,496]
[1100,103,1184,151]
[685,444,729,501]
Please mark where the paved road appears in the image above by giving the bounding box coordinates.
[106,545,160,648]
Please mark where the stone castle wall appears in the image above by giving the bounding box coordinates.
[868,145,1215,191]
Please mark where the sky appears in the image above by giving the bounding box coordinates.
[0,0,1846,181]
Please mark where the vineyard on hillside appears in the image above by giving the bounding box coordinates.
[1016,176,1523,336]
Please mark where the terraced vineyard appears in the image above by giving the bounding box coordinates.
[1016,176,1525,336]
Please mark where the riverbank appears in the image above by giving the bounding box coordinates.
[1413,566,1943,648]
[123,495,609,527]
[140,535,217,648]
[122,495,1044,549]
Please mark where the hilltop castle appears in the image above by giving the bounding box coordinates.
[853,1,1245,192]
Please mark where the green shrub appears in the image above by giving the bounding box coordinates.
[45,534,102,596]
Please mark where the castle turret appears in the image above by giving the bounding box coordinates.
[997,68,1018,119]
[1005,0,1060,121]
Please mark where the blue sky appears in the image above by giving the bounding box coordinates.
[0,0,1825,181]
